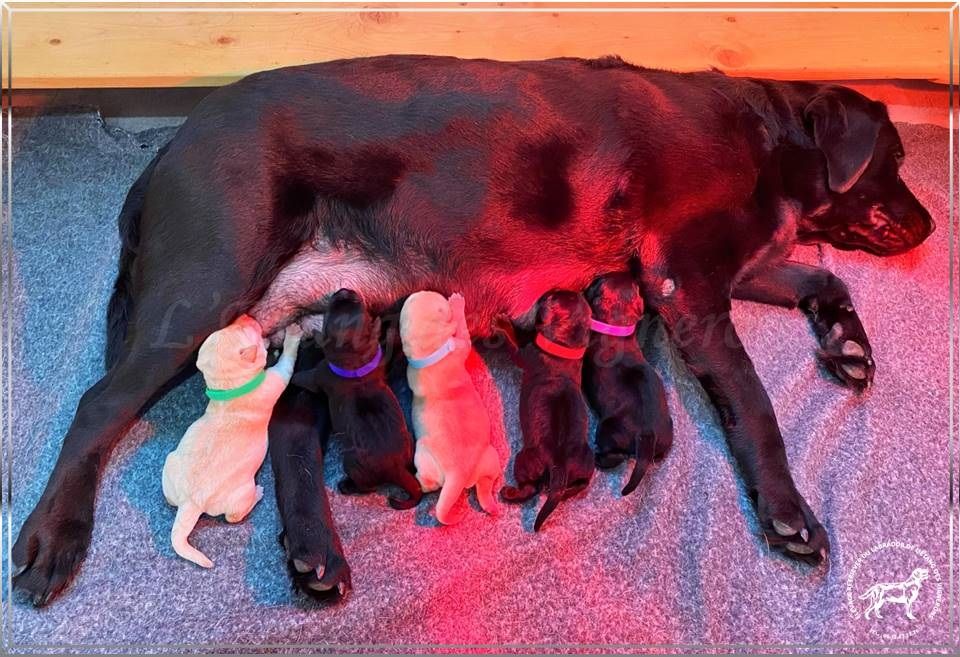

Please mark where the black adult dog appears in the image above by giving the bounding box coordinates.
[14,54,933,604]
[583,272,674,496]
[502,290,594,531]
[291,289,421,510]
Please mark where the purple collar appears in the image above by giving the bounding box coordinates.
[328,346,383,378]
[590,318,636,337]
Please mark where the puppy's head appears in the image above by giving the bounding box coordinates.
[197,313,266,386]
[584,272,644,325]
[399,291,456,359]
[794,85,934,256]
[320,289,381,367]
[535,290,592,348]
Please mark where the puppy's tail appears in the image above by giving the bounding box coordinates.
[534,466,567,532]
[621,432,655,497]
[388,468,423,511]
[106,144,167,370]
[171,503,213,568]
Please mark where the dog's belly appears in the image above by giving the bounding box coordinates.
[249,239,409,335]
[250,236,612,339]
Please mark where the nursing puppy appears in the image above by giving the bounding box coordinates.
[268,336,352,598]
[400,291,500,524]
[162,315,301,568]
[502,290,593,531]
[583,272,673,496]
[291,289,421,510]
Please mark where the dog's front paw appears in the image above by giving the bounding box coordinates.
[805,300,874,391]
[280,529,352,602]
[12,492,94,606]
[756,487,829,566]
[448,292,465,314]
[285,323,303,339]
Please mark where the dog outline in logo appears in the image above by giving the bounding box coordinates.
[859,567,930,620]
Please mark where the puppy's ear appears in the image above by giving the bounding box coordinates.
[584,276,604,306]
[805,89,880,194]
[290,370,319,393]
[239,345,259,363]
[369,316,383,342]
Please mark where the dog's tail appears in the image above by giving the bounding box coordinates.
[171,503,213,568]
[105,145,167,370]
[388,468,424,511]
[622,432,655,497]
[859,585,881,600]
[534,466,567,532]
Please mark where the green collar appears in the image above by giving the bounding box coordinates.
[204,370,267,401]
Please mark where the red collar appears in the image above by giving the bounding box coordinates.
[535,333,586,360]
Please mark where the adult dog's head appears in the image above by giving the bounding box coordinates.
[793,85,934,256]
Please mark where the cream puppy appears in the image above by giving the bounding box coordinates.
[400,291,500,524]
[162,315,302,567]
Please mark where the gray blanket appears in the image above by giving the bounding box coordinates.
[2,110,952,653]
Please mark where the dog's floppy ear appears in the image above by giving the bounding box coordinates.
[369,316,383,342]
[239,345,259,364]
[804,89,880,194]
[290,369,320,393]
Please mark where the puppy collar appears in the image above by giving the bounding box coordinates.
[205,370,267,401]
[589,318,636,337]
[408,337,456,369]
[329,346,383,378]
[535,333,586,360]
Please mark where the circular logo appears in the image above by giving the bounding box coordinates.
[846,540,943,641]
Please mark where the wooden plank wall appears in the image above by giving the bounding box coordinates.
[7,3,954,87]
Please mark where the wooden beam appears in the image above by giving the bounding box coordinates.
[6,2,954,89]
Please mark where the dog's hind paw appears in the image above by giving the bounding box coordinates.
[280,530,352,603]
[757,488,829,567]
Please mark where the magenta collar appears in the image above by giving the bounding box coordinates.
[589,318,636,337]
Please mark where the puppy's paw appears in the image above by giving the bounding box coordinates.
[756,488,829,567]
[285,323,304,339]
[594,451,628,470]
[280,529,352,602]
[501,483,538,504]
[448,292,465,314]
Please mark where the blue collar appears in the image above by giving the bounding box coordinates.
[328,346,383,378]
[408,337,457,369]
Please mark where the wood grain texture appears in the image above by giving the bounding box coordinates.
[7,4,954,88]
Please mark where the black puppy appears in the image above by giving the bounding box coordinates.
[583,272,673,496]
[268,336,352,599]
[502,290,593,531]
[292,289,421,510]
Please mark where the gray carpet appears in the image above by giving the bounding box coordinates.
[1,109,953,653]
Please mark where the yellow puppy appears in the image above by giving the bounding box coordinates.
[400,291,500,524]
[162,315,301,567]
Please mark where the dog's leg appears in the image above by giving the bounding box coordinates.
[269,385,351,600]
[642,270,829,564]
[732,260,874,390]
[12,278,239,605]
[474,446,502,516]
[435,474,468,525]
[224,484,263,523]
